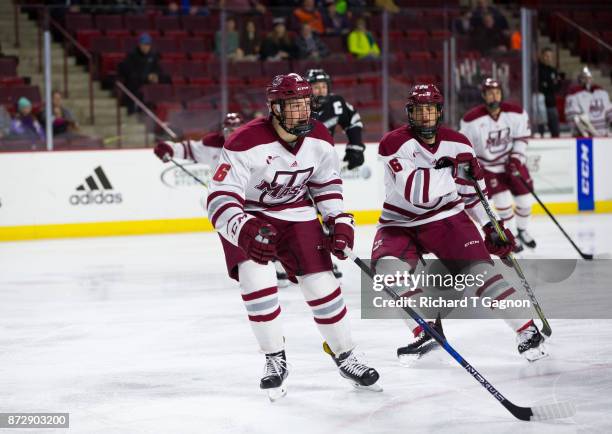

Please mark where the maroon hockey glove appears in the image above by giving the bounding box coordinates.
[436,153,484,181]
[154,141,173,162]
[507,156,533,190]
[483,221,516,259]
[238,218,278,265]
[325,213,355,260]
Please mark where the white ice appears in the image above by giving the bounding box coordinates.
[1,214,612,434]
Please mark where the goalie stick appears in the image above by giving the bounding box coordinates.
[470,177,552,338]
[348,249,575,421]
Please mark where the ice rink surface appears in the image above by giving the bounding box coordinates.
[1,214,612,434]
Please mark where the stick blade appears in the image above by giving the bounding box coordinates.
[530,401,576,421]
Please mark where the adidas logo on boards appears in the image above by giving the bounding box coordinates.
[69,166,123,205]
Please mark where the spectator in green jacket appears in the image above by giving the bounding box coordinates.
[347,18,380,59]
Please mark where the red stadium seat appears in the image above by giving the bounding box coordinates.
[160,52,187,62]
[100,52,125,78]
[65,13,94,34]
[155,16,182,33]
[95,14,124,32]
[76,29,101,51]
[164,30,189,40]
[125,15,153,32]
[141,84,174,104]
[154,37,180,53]
[0,76,25,86]
[90,36,121,53]
[228,61,262,80]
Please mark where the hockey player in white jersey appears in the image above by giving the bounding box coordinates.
[373,84,547,363]
[153,112,243,168]
[565,66,612,137]
[460,78,536,250]
[154,113,293,286]
[206,73,380,400]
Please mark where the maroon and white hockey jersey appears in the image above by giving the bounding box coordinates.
[459,102,531,173]
[166,131,225,166]
[564,84,612,136]
[377,125,490,228]
[207,117,344,246]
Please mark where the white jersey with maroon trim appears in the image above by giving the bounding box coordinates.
[377,125,490,228]
[207,117,344,246]
[165,131,225,166]
[564,84,612,136]
[459,102,531,174]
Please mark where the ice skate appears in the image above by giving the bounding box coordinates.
[517,322,548,362]
[260,350,289,401]
[323,342,382,392]
[518,229,537,249]
[397,317,445,366]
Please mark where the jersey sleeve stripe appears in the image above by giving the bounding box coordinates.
[313,193,343,203]
[211,202,243,227]
[308,179,343,188]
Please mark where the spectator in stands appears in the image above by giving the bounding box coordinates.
[374,0,399,14]
[293,0,325,34]
[118,32,169,114]
[470,0,509,35]
[215,17,244,60]
[260,18,296,61]
[296,23,330,60]
[470,13,508,56]
[220,0,266,15]
[41,90,79,137]
[347,17,380,59]
[240,19,262,61]
[0,105,11,138]
[322,0,350,36]
[9,97,44,141]
[537,47,563,137]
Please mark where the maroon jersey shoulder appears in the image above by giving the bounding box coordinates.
[224,117,276,152]
[500,101,524,114]
[202,131,225,148]
[567,84,591,96]
[462,105,488,122]
[379,125,414,157]
[308,119,334,146]
[436,126,472,147]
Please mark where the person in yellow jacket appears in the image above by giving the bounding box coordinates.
[347,18,380,59]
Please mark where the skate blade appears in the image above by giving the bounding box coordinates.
[351,382,383,392]
[397,341,440,367]
[522,346,549,362]
[266,384,288,402]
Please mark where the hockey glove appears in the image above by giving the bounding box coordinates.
[483,221,516,259]
[325,213,355,260]
[507,155,533,190]
[237,219,278,265]
[435,153,484,181]
[343,143,366,170]
[154,141,173,162]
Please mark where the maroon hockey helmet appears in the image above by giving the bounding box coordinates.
[266,73,313,137]
[222,112,243,137]
[481,77,503,110]
[404,84,444,140]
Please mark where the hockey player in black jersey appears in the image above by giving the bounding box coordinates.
[305,68,366,170]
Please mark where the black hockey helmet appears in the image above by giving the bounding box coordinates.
[305,68,331,109]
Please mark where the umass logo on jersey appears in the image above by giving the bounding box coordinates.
[486,127,512,153]
[255,168,313,204]
[69,166,122,205]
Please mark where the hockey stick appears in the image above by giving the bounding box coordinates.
[164,155,209,188]
[471,179,552,338]
[513,173,595,260]
[348,249,575,421]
